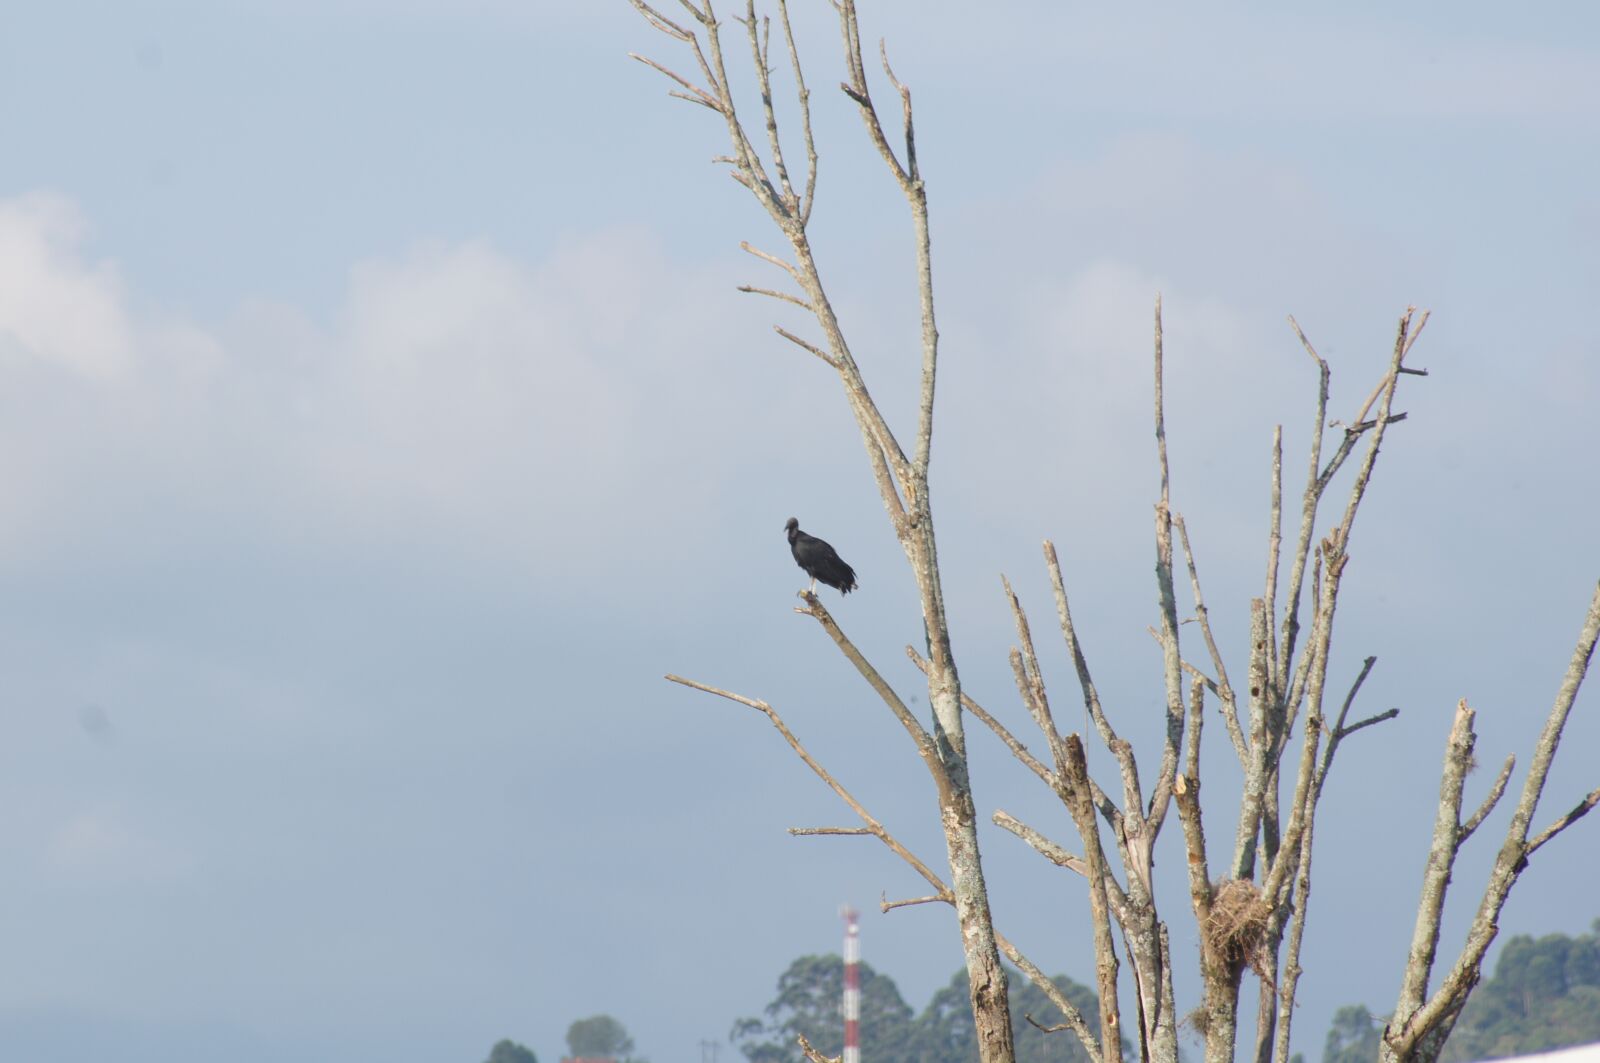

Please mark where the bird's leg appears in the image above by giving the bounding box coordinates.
[809,577,818,595]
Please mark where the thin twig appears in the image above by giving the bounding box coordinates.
[1336,707,1399,740]
[881,892,949,912]
[1003,575,1067,765]
[994,931,1103,1062]
[1174,512,1242,759]
[628,0,694,41]
[1458,754,1515,843]
[1042,540,1138,835]
[878,39,917,182]
[664,672,949,895]
[628,53,724,111]
[1525,784,1600,857]
[741,1,798,209]
[907,646,1056,789]
[737,284,814,311]
[835,0,909,188]
[773,326,840,368]
[773,0,818,224]
[740,240,799,278]
[993,809,1089,876]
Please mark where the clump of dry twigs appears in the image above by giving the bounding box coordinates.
[1207,878,1272,976]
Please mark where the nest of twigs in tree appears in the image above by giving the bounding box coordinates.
[1206,878,1272,976]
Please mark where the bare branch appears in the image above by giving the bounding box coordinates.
[741,240,799,278]
[995,931,1103,1062]
[908,645,1055,788]
[1175,679,1216,928]
[1154,294,1172,505]
[677,6,786,221]
[1175,512,1243,760]
[1061,735,1126,1063]
[1389,582,1599,1059]
[789,826,873,836]
[1344,411,1408,433]
[628,53,724,111]
[740,2,800,210]
[1042,540,1146,843]
[1266,314,1418,912]
[1277,315,1330,698]
[1043,540,1113,746]
[737,283,814,311]
[668,89,723,111]
[1298,648,1397,851]
[1458,754,1514,844]
[993,809,1088,876]
[1176,652,1221,692]
[1275,780,1318,1063]
[1263,425,1283,703]
[672,0,709,26]
[881,892,950,912]
[1269,657,1391,1059]
[1336,706,1398,740]
[664,672,950,896]
[798,591,935,754]
[1003,575,1067,763]
[665,672,770,710]
[878,38,917,182]
[1149,294,1185,840]
[773,0,819,224]
[1173,514,1233,697]
[834,0,909,187]
[1526,784,1600,857]
[1233,599,1273,880]
[773,325,841,369]
[1387,699,1483,1051]
[628,0,695,40]
[1263,562,1339,910]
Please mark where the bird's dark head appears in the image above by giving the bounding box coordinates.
[784,517,799,534]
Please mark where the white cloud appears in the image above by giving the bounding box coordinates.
[0,193,134,382]
[0,195,781,584]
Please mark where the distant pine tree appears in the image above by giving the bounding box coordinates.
[730,954,916,1063]
[486,1039,538,1063]
[733,954,1115,1063]
[910,965,1116,1063]
[1322,1005,1381,1063]
[1441,920,1600,1061]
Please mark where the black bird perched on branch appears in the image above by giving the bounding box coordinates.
[785,517,858,595]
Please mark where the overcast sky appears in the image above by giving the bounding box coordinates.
[2,3,1597,1062]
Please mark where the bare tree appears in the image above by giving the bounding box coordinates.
[627,6,1600,1063]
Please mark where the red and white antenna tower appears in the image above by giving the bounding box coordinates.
[841,905,861,1063]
